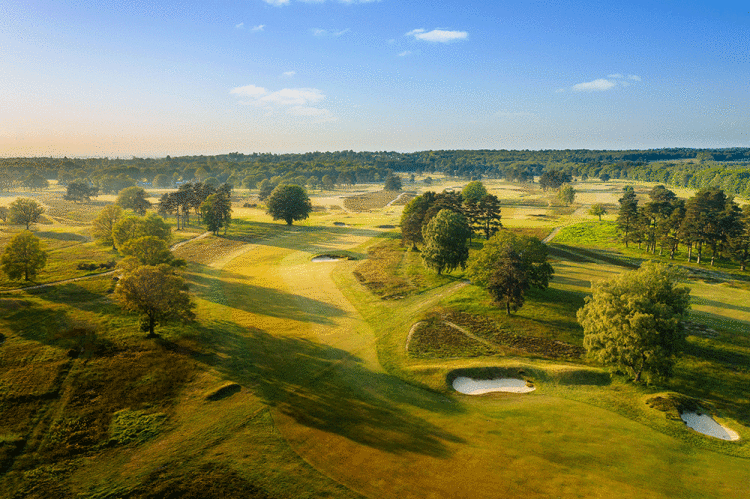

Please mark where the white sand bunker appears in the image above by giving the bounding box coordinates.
[311,256,341,262]
[453,377,535,395]
[680,412,740,441]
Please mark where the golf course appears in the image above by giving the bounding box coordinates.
[1,176,749,498]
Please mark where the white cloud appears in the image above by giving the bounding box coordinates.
[282,71,296,77]
[312,28,350,37]
[251,24,265,32]
[572,78,617,92]
[628,74,641,81]
[262,0,290,6]
[235,22,244,29]
[231,85,334,121]
[406,28,468,43]
[398,50,412,57]
[608,73,623,79]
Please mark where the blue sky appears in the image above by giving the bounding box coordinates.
[1,0,748,157]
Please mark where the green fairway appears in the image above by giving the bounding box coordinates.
[2,179,750,498]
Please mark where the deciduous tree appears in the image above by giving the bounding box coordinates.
[557,185,576,206]
[421,209,471,274]
[8,198,45,230]
[115,265,195,338]
[92,205,125,249]
[1,231,47,281]
[577,262,690,383]
[200,191,232,235]
[589,204,607,221]
[617,186,639,247]
[468,231,553,291]
[64,181,99,203]
[266,184,312,226]
[117,186,151,215]
[461,181,487,204]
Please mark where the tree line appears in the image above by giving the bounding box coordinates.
[617,185,750,269]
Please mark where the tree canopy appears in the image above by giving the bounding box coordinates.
[9,198,45,230]
[384,174,402,191]
[461,181,487,204]
[115,265,195,338]
[420,209,471,274]
[117,186,151,215]
[266,184,312,226]
[557,185,576,206]
[92,205,125,249]
[1,231,47,281]
[577,262,690,383]
[200,191,232,235]
[589,204,607,221]
[119,236,175,266]
[112,213,171,250]
[64,181,99,203]
[468,231,553,289]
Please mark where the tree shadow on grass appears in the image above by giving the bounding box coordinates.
[27,282,115,313]
[186,321,465,458]
[222,221,382,254]
[691,296,750,315]
[185,270,348,326]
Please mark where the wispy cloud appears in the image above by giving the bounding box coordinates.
[406,28,468,43]
[281,71,296,77]
[262,0,290,6]
[572,78,617,92]
[398,50,412,57]
[251,24,265,32]
[570,74,642,93]
[230,84,336,122]
[235,22,244,29]
[312,28,350,37]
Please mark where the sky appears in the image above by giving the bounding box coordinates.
[1,0,748,157]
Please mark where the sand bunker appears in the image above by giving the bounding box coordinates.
[311,256,341,262]
[680,412,740,441]
[452,377,535,395]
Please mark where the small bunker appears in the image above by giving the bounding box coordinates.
[448,367,535,395]
[680,412,740,441]
[453,377,535,395]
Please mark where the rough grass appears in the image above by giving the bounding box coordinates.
[343,190,409,212]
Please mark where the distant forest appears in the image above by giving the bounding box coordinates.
[3,147,750,198]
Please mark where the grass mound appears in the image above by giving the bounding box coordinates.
[205,382,242,401]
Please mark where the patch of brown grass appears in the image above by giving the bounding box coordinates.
[343,190,404,212]
[353,238,414,299]
[444,310,585,359]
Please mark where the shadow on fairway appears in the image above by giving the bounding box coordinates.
[186,270,347,326]
[222,220,383,255]
[692,296,750,315]
[191,322,465,458]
